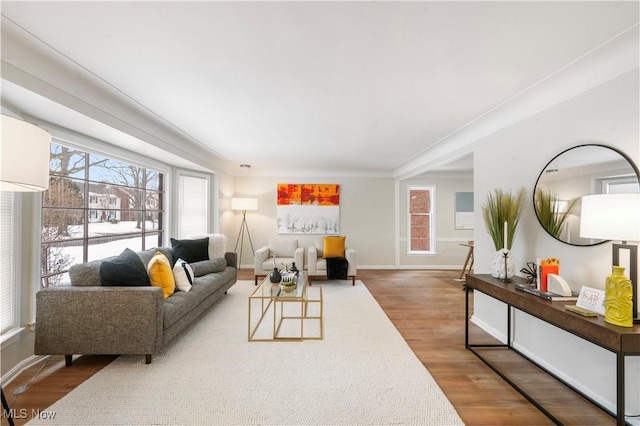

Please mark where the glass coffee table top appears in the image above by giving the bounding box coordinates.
[251,272,307,300]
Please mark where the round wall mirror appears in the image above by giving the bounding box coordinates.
[533,144,640,246]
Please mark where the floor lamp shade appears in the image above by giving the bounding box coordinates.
[231,197,258,211]
[1,115,51,192]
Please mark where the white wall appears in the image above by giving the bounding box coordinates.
[229,176,396,269]
[472,70,640,416]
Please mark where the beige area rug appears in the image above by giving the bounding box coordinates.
[28,280,463,425]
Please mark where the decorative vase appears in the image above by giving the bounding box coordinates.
[604,266,633,328]
[269,267,281,284]
[490,250,515,280]
[290,262,299,276]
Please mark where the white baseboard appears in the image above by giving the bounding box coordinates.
[397,265,461,270]
[469,315,507,343]
[239,264,462,270]
[1,354,49,387]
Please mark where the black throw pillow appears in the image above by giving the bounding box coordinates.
[100,248,151,287]
[170,237,209,264]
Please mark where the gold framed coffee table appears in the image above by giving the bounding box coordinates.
[248,272,323,341]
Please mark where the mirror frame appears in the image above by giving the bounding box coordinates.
[533,144,640,246]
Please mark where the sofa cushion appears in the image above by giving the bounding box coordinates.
[208,234,227,259]
[147,251,175,298]
[323,236,346,258]
[172,258,194,292]
[189,233,227,260]
[138,247,174,268]
[268,239,298,258]
[69,259,106,286]
[100,248,151,287]
[190,258,227,277]
[170,237,209,264]
[162,267,236,329]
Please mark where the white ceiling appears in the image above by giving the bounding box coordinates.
[1,1,639,176]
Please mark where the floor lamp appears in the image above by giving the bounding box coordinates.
[232,197,258,267]
[580,193,640,324]
[1,115,52,426]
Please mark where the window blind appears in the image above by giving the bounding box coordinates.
[0,192,16,335]
[178,175,208,238]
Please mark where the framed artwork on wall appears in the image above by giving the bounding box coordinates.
[455,192,474,230]
[277,184,340,234]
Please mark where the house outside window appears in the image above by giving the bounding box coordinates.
[408,186,435,254]
[41,142,164,288]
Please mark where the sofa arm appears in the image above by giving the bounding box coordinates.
[225,251,238,269]
[35,286,163,361]
[255,246,270,272]
[307,247,319,274]
[294,246,304,270]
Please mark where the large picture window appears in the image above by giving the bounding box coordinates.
[408,186,435,254]
[41,142,164,287]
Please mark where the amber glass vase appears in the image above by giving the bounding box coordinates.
[604,266,633,327]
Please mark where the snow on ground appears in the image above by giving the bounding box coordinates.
[49,221,159,285]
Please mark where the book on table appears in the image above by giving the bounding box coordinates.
[515,283,579,301]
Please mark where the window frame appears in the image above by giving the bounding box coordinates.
[40,139,167,288]
[406,185,436,255]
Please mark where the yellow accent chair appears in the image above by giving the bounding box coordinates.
[307,237,357,285]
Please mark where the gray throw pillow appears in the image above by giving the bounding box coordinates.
[190,258,227,277]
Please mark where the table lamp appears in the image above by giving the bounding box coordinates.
[580,193,640,324]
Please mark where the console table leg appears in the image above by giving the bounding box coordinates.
[616,352,625,426]
[464,285,470,348]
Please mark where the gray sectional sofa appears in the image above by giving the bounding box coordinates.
[34,246,237,365]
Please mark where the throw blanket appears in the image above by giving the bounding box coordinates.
[326,257,348,280]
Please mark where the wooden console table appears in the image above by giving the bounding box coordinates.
[465,274,640,426]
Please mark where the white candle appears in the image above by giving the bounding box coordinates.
[503,221,508,252]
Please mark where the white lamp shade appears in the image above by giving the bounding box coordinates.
[1,115,51,192]
[231,197,258,211]
[580,193,640,242]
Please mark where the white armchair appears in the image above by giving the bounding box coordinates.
[307,239,357,285]
[254,239,304,285]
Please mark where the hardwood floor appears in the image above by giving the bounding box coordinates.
[1,269,612,425]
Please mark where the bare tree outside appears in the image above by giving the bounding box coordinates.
[41,142,164,287]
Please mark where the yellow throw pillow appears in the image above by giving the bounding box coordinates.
[323,236,346,258]
[147,251,176,298]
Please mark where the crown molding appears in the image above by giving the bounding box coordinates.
[1,17,236,175]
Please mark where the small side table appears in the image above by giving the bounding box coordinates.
[457,241,474,281]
